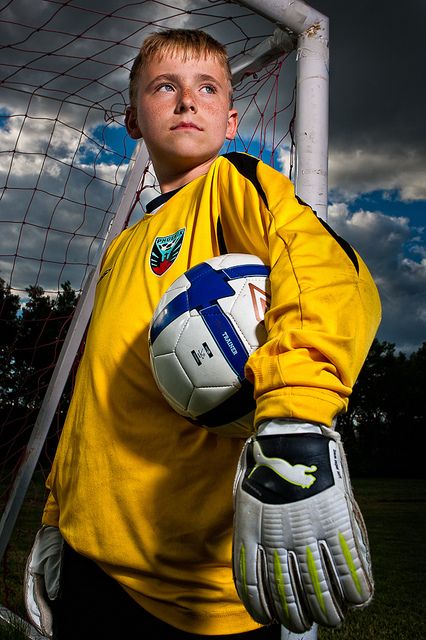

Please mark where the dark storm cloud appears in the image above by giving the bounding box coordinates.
[308,1,426,353]
[312,0,426,153]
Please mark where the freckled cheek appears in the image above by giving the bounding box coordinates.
[138,112,166,137]
[204,104,229,127]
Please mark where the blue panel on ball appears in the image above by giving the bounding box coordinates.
[199,304,248,378]
[150,291,190,346]
[150,261,269,345]
[221,264,269,281]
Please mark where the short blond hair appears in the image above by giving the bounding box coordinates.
[128,29,232,108]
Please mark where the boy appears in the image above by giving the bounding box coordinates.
[24,29,381,639]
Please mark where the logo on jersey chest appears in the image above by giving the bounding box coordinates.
[150,228,185,275]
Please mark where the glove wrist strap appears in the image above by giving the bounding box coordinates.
[257,419,339,441]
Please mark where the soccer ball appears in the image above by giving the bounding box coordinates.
[148,254,270,438]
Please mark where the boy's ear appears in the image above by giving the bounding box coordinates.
[125,107,143,140]
[225,109,238,141]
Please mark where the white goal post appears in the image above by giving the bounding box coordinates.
[239,0,329,217]
[0,4,328,638]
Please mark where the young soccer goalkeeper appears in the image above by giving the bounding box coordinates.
[24,28,381,640]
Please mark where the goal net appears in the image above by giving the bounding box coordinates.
[0,0,328,628]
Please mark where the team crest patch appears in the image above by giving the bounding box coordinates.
[150,228,185,276]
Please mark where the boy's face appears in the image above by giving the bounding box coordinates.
[125,53,238,184]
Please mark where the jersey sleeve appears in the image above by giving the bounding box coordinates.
[217,154,381,428]
[42,490,60,527]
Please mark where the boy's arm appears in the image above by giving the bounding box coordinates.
[218,154,381,631]
[218,155,381,427]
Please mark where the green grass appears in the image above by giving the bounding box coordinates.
[1,476,425,639]
[319,478,426,639]
[0,613,32,640]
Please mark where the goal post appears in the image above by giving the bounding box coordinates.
[238,0,329,218]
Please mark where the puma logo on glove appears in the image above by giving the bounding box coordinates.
[251,440,317,489]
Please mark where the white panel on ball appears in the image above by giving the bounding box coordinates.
[150,313,190,357]
[150,352,193,412]
[175,316,237,389]
[223,278,269,349]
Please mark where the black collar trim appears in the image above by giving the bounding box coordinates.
[146,187,182,213]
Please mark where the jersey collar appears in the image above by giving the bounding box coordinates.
[146,187,182,214]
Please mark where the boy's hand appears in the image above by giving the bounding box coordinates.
[232,421,373,633]
[24,525,63,638]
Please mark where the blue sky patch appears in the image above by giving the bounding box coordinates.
[79,123,136,165]
[348,190,425,227]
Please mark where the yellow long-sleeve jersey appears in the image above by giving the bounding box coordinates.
[43,153,381,635]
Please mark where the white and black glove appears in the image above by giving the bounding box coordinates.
[233,420,373,633]
[24,526,63,638]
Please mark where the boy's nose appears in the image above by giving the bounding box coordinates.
[175,89,197,113]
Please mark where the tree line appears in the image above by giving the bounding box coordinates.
[0,277,424,477]
[0,278,79,468]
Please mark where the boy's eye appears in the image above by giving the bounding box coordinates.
[201,85,216,94]
[157,83,175,92]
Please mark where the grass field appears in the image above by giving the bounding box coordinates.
[319,478,426,640]
[1,476,425,639]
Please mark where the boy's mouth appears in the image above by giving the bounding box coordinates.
[171,121,202,131]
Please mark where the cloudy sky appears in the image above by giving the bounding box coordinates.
[310,0,426,354]
[0,0,425,354]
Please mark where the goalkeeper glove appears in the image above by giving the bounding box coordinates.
[233,420,373,633]
[24,525,63,638]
